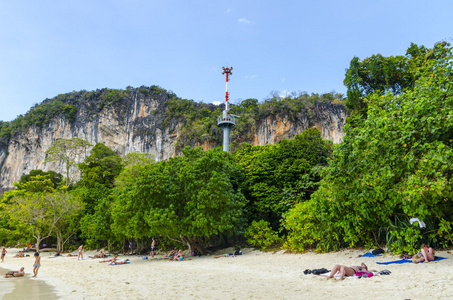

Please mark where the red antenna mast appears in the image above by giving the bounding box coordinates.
[222,66,233,111]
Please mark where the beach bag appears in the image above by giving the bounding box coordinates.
[311,268,329,275]
[372,248,385,255]
[356,271,373,278]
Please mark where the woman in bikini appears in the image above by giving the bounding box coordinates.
[413,244,435,263]
[33,252,41,278]
[327,262,368,280]
[78,245,83,260]
[1,247,7,262]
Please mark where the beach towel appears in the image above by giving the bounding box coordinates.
[359,252,382,257]
[109,262,131,266]
[377,256,447,265]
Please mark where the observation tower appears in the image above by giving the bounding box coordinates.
[217,66,238,152]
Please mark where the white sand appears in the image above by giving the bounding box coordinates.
[1,247,453,299]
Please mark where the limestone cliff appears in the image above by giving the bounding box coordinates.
[0,87,348,191]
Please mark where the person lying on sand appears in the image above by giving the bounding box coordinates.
[213,254,231,258]
[327,262,368,280]
[67,253,77,257]
[14,251,25,258]
[413,244,435,263]
[109,256,129,265]
[5,267,25,278]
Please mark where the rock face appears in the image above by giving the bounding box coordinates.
[0,88,349,192]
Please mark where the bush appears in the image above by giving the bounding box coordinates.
[245,220,282,250]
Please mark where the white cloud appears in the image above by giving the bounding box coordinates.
[245,74,258,80]
[238,17,252,24]
[280,90,290,98]
[213,101,221,105]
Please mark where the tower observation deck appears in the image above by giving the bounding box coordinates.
[217,66,237,152]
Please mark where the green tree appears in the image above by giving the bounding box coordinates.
[343,43,436,117]
[20,170,63,189]
[111,147,247,254]
[78,143,122,189]
[2,190,82,252]
[285,43,453,253]
[44,138,92,186]
[52,191,84,252]
[234,129,332,229]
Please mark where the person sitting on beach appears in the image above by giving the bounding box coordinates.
[327,262,368,280]
[413,244,435,264]
[93,250,105,259]
[5,267,25,278]
[173,250,184,261]
[168,247,178,257]
[14,251,25,258]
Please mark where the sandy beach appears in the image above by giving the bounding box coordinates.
[1,247,452,299]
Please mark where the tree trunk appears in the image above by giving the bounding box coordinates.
[56,231,62,253]
[187,236,206,255]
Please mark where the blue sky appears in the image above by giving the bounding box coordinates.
[0,0,452,122]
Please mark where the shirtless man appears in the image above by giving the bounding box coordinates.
[413,244,435,263]
[327,262,368,280]
[5,267,25,278]
[77,245,83,260]
[150,238,156,258]
[94,249,105,259]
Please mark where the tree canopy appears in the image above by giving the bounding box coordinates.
[111,147,247,253]
[285,43,453,253]
[234,128,332,229]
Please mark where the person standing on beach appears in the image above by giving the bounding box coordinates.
[33,252,41,278]
[1,247,6,262]
[78,245,83,260]
[151,238,156,258]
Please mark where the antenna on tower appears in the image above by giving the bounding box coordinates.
[217,66,237,152]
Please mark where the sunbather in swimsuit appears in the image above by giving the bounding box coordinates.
[327,263,368,280]
[350,265,363,274]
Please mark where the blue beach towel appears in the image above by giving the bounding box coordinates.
[359,252,382,257]
[377,256,447,265]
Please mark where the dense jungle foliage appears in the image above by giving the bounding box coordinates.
[1,42,451,255]
[285,42,453,253]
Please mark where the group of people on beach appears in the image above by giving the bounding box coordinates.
[3,251,40,278]
[3,241,437,280]
[326,244,435,280]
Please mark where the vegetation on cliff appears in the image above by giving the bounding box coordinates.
[0,84,344,154]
